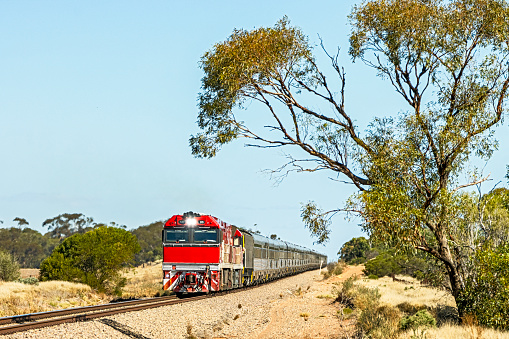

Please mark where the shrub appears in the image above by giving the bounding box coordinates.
[368,274,378,279]
[333,276,357,308]
[339,237,370,263]
[323,261,345,279]
[40,226,140,295]
[0,250,20,281]
[350,257,367,265]
[16,277,39,285]
[396,302,427,315]
[363,251,402,277]
[357,305,401,339]
[457,244,509,330]
[399,310,436,331]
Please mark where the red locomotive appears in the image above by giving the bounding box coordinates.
[162,211,326,295]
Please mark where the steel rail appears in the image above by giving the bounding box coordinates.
[0,268,319,336]
[0,296,177,326]
[0,295,206,336]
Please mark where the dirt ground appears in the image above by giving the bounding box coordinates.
[254,265,365,339]
[19,269,39,279]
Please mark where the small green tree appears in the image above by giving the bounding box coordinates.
[39,226,140,295]
[339,237,371,263]
[0,250,20,281]
[457,244,509,330]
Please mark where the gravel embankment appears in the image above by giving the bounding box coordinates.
[4,270,325,339]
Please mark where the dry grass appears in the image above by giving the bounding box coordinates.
[398,323,509,339]
[355,275,455,309]
[354,275,509,339]
[121,260,163,298]
[0,280,108,317]
[19,269,39,279]
[0,261,164,317]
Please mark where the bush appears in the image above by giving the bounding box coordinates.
[0,250,20,281]
[16,277,39,285]
[350,257,367,265]
[363,250,402,277]
[368,274,378,279]
[396,302,427,315]
[399,310,436,331]
[40,226,140,295]
[357,305,401,339]
[339,237,370,263]
[323,261,345,279]
[457,244,509,330]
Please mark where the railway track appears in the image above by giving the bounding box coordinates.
[0,294,204,336]
[0,269,316,336]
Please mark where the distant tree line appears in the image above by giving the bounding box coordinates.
[0,213,164,269]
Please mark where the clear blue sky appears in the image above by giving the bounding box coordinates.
[1,1,507,260]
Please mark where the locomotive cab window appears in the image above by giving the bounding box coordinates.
[165,229,189,243]
[193,228,218,243]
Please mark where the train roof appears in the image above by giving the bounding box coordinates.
[164,212,229,229]
[165,212,326,258]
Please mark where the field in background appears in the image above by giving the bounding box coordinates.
[0,261,163,317]
[4,264,509,338]
[20,269,39,279]
[352,274,509,339]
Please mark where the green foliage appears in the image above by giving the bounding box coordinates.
[130,221,164,265]
[0,227,59,268]
[40,226,140,295]
[323,261,345,279]
[339,236,370,263]
[335,277,400,338]
[364,251,402,277]
[301,202,331,244]
[192,16,315,158]
[191,1,509,321]
[457,244,509,330]
[357,305,401,339]
[368,274,378,280]
[0,250,20,281]
[399,310,436,331]
[16,277,39,285]
[42,213,94,239]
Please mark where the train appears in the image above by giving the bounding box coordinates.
[162,211,327,295]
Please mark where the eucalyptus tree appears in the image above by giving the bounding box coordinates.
[43,213,94,239]
[191,0,509,313]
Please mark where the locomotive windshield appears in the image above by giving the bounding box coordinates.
[165,229,189,243]
[193,229,218,243]
[164,228,218,243]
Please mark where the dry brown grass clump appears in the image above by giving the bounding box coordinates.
[0,261,165,317]
[354,275,509,339]
[121,260,163,298]
[0,280,108,317]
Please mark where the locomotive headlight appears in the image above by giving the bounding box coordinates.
[186,218,197,226]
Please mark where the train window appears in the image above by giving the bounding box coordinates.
[254,247,262,257]
[193,229,218,243]
[233,237,241,246]
[165,229,189,243]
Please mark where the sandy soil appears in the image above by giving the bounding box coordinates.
[19,269,39,279]
[254,265,364,339]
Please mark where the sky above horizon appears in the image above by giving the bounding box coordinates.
[1,1,508,260]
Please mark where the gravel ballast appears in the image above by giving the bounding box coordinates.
[3,270,329,339]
